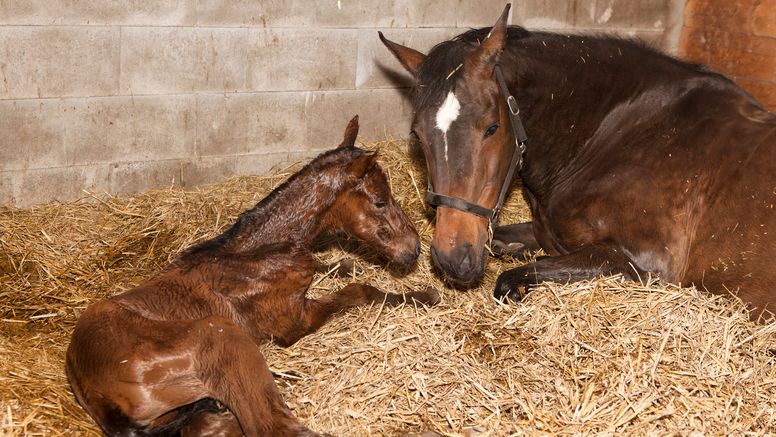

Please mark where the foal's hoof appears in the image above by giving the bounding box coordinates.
[334,259,357,276]
[316,259,357,277]
[409,286,441,306]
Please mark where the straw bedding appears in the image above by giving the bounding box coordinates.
[1,140,774,436]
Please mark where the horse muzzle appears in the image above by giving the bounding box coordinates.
[430,208,488,286]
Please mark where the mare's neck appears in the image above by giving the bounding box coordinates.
[501,32,691,196]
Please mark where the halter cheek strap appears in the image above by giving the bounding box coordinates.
[425,64,529,226]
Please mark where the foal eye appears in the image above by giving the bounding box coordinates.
[374,201,388,209]
[483,123,500,139]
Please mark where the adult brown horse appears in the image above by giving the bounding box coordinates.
[380,5,776,319]
[66,116,439,436]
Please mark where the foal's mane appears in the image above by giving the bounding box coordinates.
[183,146,367,257]
[413,26,720,110]
[248,145,366,215]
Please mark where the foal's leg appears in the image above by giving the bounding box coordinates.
[315,258,357,277]
[491,222,542,257]
[181,410,242,437]
[494,241,644,301]
[274,284,440,347]
[192,316,323,437]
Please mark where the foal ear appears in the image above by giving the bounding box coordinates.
[466,4,511,73]
[351,153,379,179]
[338,115,360,149]
[379,31,426,78]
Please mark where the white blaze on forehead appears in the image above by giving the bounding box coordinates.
[435,91,460,133]
[435,91,460,162]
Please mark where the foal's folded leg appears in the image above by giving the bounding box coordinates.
[180,409,242,437]
[191,316,323,437]
[274,284,440,347]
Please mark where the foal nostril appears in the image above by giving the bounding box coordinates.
[413,240,421,258]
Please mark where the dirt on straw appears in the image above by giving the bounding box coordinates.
[1,139,774,436]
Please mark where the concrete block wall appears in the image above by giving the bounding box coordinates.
[0,0,684,208]
[679,0,776,112]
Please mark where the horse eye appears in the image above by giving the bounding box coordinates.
[375,201,388,209]
[483,123,500,139]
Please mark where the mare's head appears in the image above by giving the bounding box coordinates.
[327,116,421,267]
[380,5,515,285]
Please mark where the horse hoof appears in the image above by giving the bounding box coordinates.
[491,240,525,257]
[494,277,524,302]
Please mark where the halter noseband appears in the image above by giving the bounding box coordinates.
[425,64,528,227]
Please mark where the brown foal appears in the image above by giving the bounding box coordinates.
[66,116,439,436]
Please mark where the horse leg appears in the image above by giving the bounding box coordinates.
[192,316,322,437]
[494,241,644,301]
[274,283,440,347]
[181,409,243,437]
[491,222,541,258]
[315,258,357,277]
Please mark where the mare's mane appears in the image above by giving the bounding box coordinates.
[413,26,722,111]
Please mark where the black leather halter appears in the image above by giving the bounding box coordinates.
[425,64,528,227]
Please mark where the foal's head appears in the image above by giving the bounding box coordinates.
[380,6,515,284]
[327,117,421,267]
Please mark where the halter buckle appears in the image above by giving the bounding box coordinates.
[507,95,520,115]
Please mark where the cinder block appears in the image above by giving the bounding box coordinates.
[0,0,196,25]
[0,164,111,208]
[182,150,318,188]
[391,0,464,28]
[196,92,307,157]
[63,95,196,165]
[515,0,596,29]
[109,159,186,196]
[0,99,65,171]
[356,27,463,89]
[196,0,396,28]
[456,1,521,27]
[120,27,247,95]
[0,27,120,99]
[246,28,357,91]
[304,89,413,147]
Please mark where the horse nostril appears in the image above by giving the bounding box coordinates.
[414,241,421,258]
[458,244,474,273]
[430,245,445,272]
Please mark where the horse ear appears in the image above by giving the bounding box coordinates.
[466,4,511,73]
[339,115,359,149]
[379,31,426,77]
[351,152,379,179]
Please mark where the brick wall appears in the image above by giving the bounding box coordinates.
[679,0,776,111]
[0,0,684,208]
